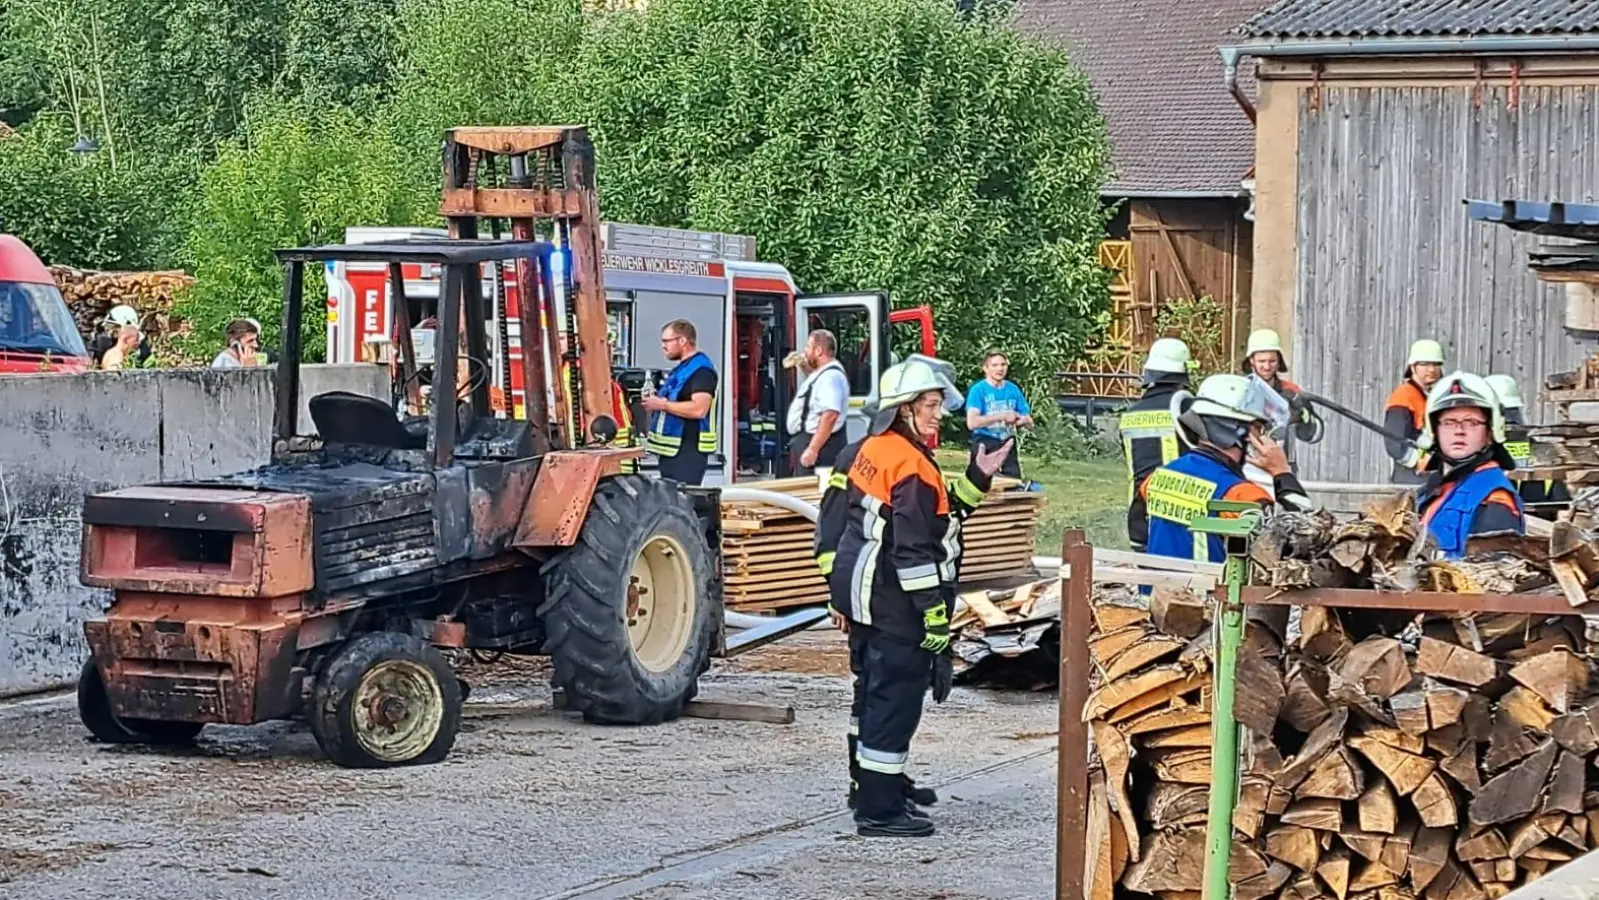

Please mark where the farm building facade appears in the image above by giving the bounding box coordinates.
[1231,0,1599,484]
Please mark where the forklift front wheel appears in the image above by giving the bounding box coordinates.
[310,632,462,768]
[77,658,205,746]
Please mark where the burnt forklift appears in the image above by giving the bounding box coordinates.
[74,126,723,767]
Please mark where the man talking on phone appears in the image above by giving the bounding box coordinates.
[211,318,261,369]
[1141,373,1313,563]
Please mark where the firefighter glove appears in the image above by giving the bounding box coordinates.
[1399,442,1424,469]
[921,604,951,654]
[931,653,953,704]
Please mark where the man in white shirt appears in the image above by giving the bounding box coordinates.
[786,329,851,475]
[211,318,260,369]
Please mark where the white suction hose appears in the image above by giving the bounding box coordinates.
[718,487,822,630]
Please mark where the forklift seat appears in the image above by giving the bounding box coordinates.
[308,391,427,451]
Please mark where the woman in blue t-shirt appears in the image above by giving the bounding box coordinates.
[965,349,1033,478]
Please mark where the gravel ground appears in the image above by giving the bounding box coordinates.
[0,631,1060,900]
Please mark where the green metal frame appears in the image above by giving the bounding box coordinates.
[1188,499,1265,900]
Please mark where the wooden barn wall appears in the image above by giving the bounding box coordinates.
[1292,84,1599,485]
[1128,198,1252,359]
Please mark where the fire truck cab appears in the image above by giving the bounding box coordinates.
[324,223,935,483]
[0,235,90,374]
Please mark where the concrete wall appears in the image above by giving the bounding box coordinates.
[0,364,388,698]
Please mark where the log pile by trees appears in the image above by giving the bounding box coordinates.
[49,265,195,341]
[1084,583,1599,900]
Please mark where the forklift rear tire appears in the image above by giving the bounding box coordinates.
[77,659,206,746]
[309,632,462,768]
[541,475,717,725]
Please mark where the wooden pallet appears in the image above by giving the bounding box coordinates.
[721,476,1044,612]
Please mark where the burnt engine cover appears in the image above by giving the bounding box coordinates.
[189,458,469,596]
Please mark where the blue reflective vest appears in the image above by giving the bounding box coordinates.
[1419,464,1524,559]
[1144,451,1252,563]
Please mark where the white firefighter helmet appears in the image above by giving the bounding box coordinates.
[1243,328,1287,372]
[1406,338,1445,368]
[1142,338,1191,376]
[1422,371,1513,469]
[106,304,139,328]
[1172,373,1275,451]
[868,354,963,435]
[1485,373,1523,410]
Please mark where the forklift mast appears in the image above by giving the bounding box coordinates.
[439,126,616,454]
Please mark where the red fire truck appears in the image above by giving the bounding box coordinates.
[0,235,91,374]
[323,223,935,481]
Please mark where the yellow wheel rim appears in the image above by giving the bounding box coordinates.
[353,659,444,763]
[626,534,696,673]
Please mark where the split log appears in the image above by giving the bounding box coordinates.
[1236,862,1294,900]
[1091,594,1151,634]
[1340,828,1387,863]
[1284,661,1334,732]
[1542,750,1586,815]
[1120,703,1210,737]
[1090,625,1153,668]
[1456,829,1509,862]
[1104,634,1187,682]
[1350,736,1436,796]
[1234,774,1272,839]
[1550,705,1599,755]
[1425,684,1471,730]
[1147,782,1210,830]
[1267,824,1323,872]
[1083,664,1187,721]
[1392,687,1431,737]
[1359,779,1398,834]
[1417,637,1497,688]
[1091,719,1142,862]
[1148,747,1212,784]
[1123,829,1205,893]
[1298,747,1366,801]
[1412,771,1459,828]
[1236,647,1286,735]
[1318,850,1351,900]
[1409,827,1452,893]
[1348,860,1400,893]
[1509,649,1590,714]
[1469,740,1558,826]
[1439,744,1483,795]
[1282,798,1345,832]
[1379,821,1416,879]
[1141,724,1212,748]
[1149,586,1208,638]
[1496,686,1556,734]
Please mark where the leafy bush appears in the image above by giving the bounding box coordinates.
[177,98,430,359]
[0,114,161,268]
[1153,294,1230,381]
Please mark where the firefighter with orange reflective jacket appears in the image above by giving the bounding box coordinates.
[813,355,1011,838]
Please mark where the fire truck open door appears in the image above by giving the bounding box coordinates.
[794,292,891,443]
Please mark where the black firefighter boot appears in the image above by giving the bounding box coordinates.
[848,735,929,819]
[854,770,935,837]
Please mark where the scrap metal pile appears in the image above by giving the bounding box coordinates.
[1084,533,1599,900]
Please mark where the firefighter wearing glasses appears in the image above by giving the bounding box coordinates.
[814,355,1010,838]
[1417,373,1525,558]
[1143,374,1313,563]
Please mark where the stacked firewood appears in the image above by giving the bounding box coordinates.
[49,265,195,344]
[1085,581,1599,900]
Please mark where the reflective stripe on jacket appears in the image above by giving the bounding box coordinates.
[1119,382,1182,546]
[646,352,719,457]
[814,431,992,643]
[1141,449,1271,562]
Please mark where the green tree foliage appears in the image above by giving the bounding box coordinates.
[179,99,428,359]
[387,0,1113,408]
[0,114,160,267]
[282,0,403,106]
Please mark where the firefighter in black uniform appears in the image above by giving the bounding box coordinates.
[1120,338,1191,551]
[814,355,1011,837]
[1487,374,1570,520]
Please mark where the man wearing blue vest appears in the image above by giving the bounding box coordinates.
[1143,374,1314,562]
[643,318,719,485]
[1417,372,1525,558]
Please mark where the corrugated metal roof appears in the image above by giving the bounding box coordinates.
[1013,0,1266,195]
[1241,0,1599,40]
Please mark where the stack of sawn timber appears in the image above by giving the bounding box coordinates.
[720,476,1044,612]
[1085,585,1599,900]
